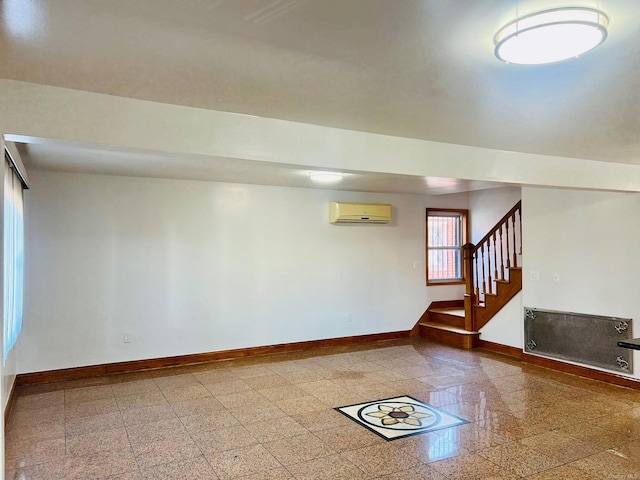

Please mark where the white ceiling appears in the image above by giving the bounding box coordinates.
[2,0,640,190]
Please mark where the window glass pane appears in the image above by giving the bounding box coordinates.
[428,214,462,247]
[428,248,461,280]
[426,210,465,283]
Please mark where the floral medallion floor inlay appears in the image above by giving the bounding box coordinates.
[335,395,469,440]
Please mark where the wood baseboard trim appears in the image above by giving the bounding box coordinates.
[4,378,17,434]
[16,330,410,386]
[477,340,523,359]
[522,352,640,390]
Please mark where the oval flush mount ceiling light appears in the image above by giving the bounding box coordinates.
[494,7,608,65]
[308,171,343,183]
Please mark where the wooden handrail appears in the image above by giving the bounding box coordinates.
[463,201,522,331]
[474,201,521,250]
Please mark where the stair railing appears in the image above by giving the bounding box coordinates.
[463,201,521,331]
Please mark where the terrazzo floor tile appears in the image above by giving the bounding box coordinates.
[107,472,144,480]
[162,384,212,403]
[291,408,355,432]
[435,423,510,452]
[9,404,65,428]
[5,460,68,480]
[153,373,202,389]
[121,403,178,427]
[477,441,563,477]
[431,451,518,479]
[180,410,243,436]
[204,379,252,396]
[14,390,65,410]
[191,424,259,453]
[139,456,218,480]
[339,443,422,477]
[313,423,385,451]
[65,397,120,420]
[569,448,640,477]
[417,390,460,408]
[7,419,66,443]
[285,454,369,479]
[65,427,131,457]
[280,368,328,385]
[376,463,449,480]
[475,411,553,440]
[394,431,466,463]
[614,438,640,461]
[108,371,155,384]
[437,401,500,423]
[275,395,329,415]
[65,385,114,404]
[229,403,289,425]
[215,390,272,408]
[519,429,604,463]
[258,384,309,402]
[8,338,640,480]
[265,360,309,375]
[194,369,240,384]
[232,467,293,479]
[133,437,203,469]
[126,418,191,447]
[524,465,602,479]
[248,416,309,442]
[170,396,225,417]
[243,374,291,390]
[64,449,138,480]
[206,444,283,479]
[64,377,111,389]
[110,379,160,398]
[115,390,169,411]
[5,436,66,469]
[262,432,335,466]
[233,365,275,379]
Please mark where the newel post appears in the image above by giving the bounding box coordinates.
[462,243,476,331]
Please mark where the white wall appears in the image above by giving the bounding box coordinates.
[479,292,523,348]
[469,187,522,244]
[469,187,523,348]
[20,171,468,373]
[522,187,640,379]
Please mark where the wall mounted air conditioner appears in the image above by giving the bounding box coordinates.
[329,202,392,224]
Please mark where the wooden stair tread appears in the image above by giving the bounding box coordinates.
[419,322,479,335]
[429,308,465,318]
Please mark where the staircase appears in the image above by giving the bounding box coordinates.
[418,201,522,349]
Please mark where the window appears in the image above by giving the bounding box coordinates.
[426,209,468,285]
[4,153,25,361]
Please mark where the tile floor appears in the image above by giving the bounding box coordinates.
[5,338,640,479]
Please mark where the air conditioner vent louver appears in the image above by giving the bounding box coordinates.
[329,202,391,224]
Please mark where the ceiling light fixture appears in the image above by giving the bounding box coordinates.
[494,7,608,65]
[308,171,343,183]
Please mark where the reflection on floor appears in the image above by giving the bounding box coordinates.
[5,338,640,479]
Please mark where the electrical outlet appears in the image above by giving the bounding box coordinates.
[123,333,132,344]
[530,271,539,281]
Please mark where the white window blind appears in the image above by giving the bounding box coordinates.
[4,156,24,361]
